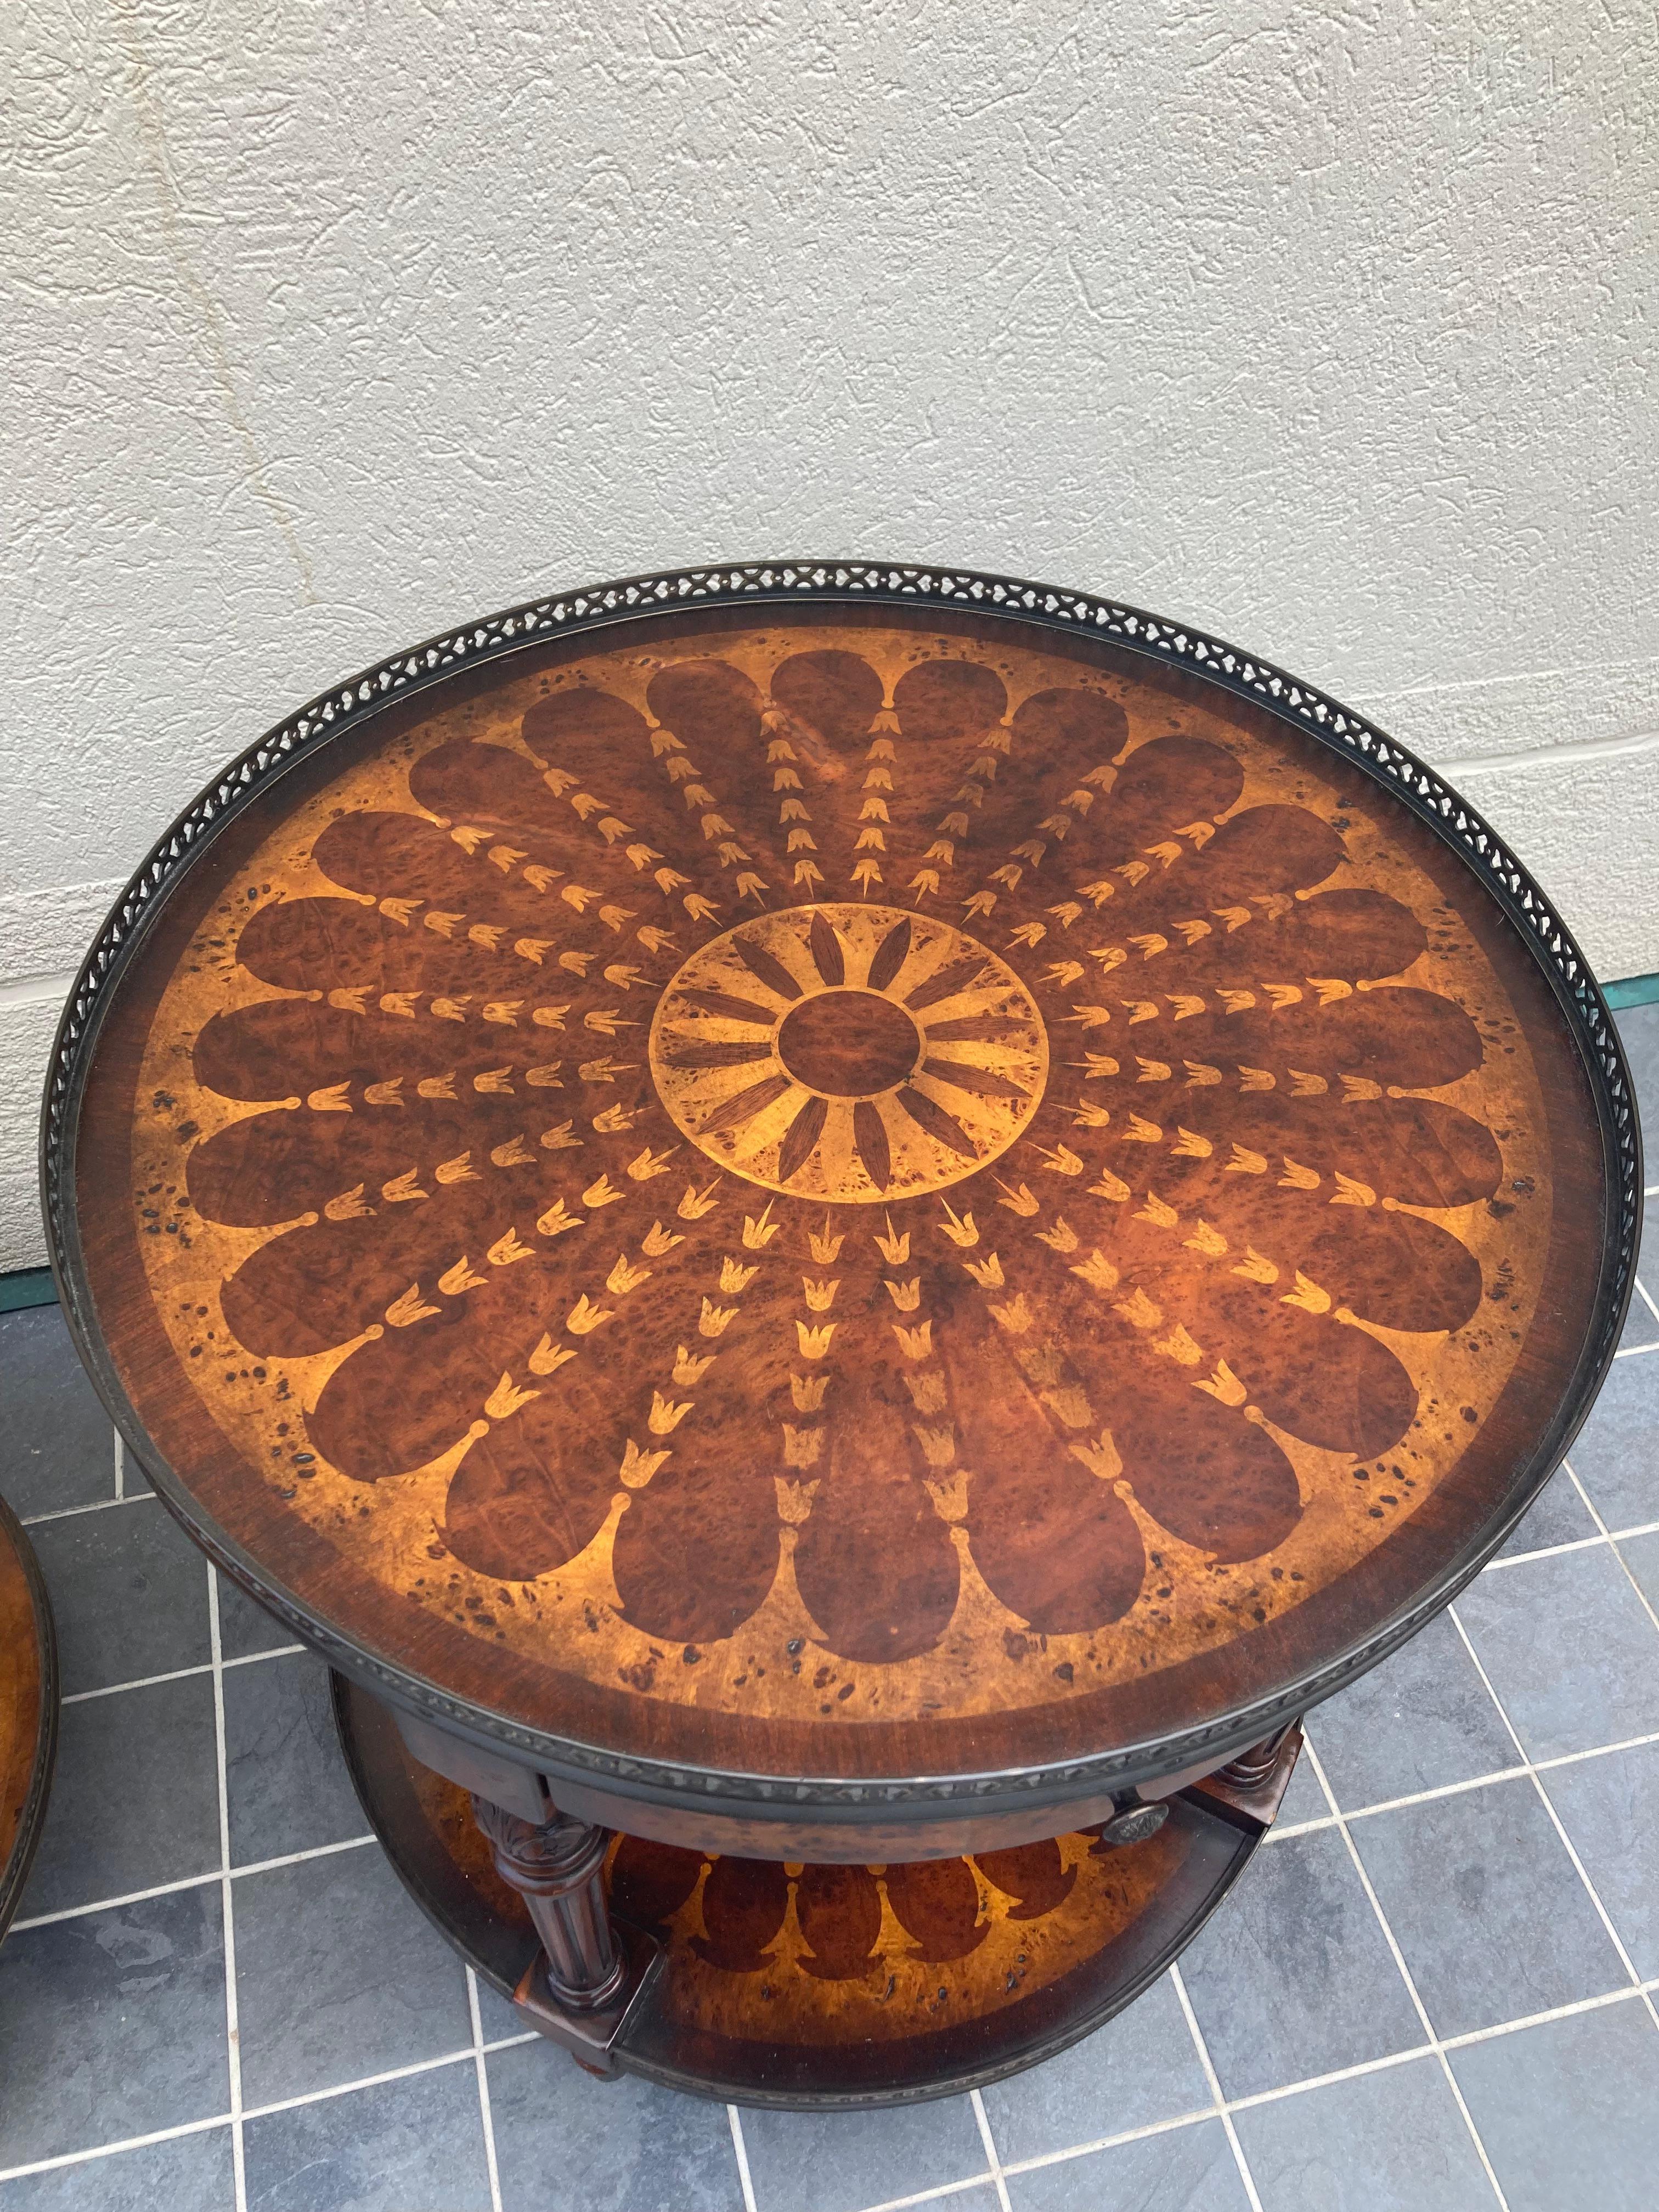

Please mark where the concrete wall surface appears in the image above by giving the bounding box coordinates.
[4,0,1656,1267]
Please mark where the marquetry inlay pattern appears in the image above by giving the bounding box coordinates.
[108,613,1561,1746]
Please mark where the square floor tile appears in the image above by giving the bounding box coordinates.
[29,1497,209,1696]
[233,1845,472,2106]
[1006,2116,1250,2210]
[489,2038,744,2212]
[1544,1740,1659,1978]
[0,2128,234,2209]
[21,1675,220,1916]
[980,1970,1210,2163]
[1451,1995,1659,2212]
[216,1567,300,1662]
[0,1307,115,1520]
[1454,1547,1659,1760]
[1176,1830,1422,2100]
[1309,1611,1518,1813]
[244,2059,492,2211]
[1350,1774,1627,2036]
[1615,1004,1659,1170]
[1232,2053,1494,2211]
[0,1887,228,2163]
[1493,1468,1599,1560]
[224,1652,366,1867]
[739,2091,986,2212]
[1565,1350,1659,1533]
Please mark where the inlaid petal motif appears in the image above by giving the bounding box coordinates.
[119,613,1559,1740]
[651,904,1048,1202]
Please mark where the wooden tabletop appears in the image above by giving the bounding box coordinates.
[59,586,1626,1808]
[1,1498,55,1936]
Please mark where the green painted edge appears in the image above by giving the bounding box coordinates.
[3,973,1656,1321]
[1605,972,1659,1012]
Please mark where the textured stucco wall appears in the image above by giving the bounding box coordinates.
[4,0,1656,1268]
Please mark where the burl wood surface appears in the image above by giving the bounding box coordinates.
[413,1748,1197,2059]
[74,603,1605,1788]
[0,1506,46,1916]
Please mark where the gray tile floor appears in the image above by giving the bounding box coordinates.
[1,1000,1656,2211]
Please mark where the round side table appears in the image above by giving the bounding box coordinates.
[43,563,1639,2105]
[1,1495,58,1943]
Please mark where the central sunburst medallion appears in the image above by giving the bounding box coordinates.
[649,904,1048,1202]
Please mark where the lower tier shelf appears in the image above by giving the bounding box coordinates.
[333,1674,1297,2109]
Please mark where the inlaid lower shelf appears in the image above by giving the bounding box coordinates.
[335,1676,1299,2108]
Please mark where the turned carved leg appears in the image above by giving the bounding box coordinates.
[1217,1723,1297,1791]
[471,1795,628,2011]
[1187,1719,1306,1830]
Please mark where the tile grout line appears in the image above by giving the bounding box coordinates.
[239,2045,482,2121]
[207,1566,249,2212]
[980,1979,1659,2193]
[1443,1496,1659,1578]
[1299,1736,1513,2211]
[60,1646,308,1705]
[1440,1982,1659,2049]
[995,2099,1238,2185]
[848,2175,1007,2212]
[1299,1722,1341,1820]
[993,2040,1497,2186]
[465,1968,504,2212]
[9,1869,226,1932]
[1219,2041,1436,2115]
[969,2086,1014,2212]
[1271,1717,1659,1844]
[1221,1984,1657,2097]
[0,2118,235,2186]
[1168,1962,1265,2212]
[64,1667,221,1706]
[1562,1459,1659,1644]
[230,1835,379,1881]
[1265,1759,1532,1839]
[1433,1982,1654,2044]
[1506,1729,1659,1777]
[9,1832,382,1932]
[1446,1599,1659,2040]
[727,2104,759,2212]
[19,1489,161,1527]
[1483,1531,1613,1573]
[13,1972,1659,2192]
[1562,1455,1615,1541]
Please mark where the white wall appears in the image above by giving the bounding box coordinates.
[5,0,1656,1269]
